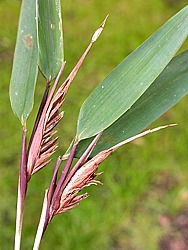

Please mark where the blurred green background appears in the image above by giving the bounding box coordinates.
[0,0,188,249]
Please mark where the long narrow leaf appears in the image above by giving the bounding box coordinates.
[76,5,188,140]
[75,50,188,157]
[9,0,38,125]
[37,0,64,81]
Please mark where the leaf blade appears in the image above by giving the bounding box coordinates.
[76,5,188,140]
[75,50,188,157]
[9,0,38,125]
[37,0,64,81]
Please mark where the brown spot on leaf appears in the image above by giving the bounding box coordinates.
[22,35,33,49]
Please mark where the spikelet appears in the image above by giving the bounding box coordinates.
[53,148,111,215]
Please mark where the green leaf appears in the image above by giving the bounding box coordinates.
[37,0,64,81]
[9,0,38,125]
[76,5,188,141]
[75,50,188,158]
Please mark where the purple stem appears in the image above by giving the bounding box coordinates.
[51,141,78,213]
[46,61,66,108]
[47,157,62,204]
[42,157,63,231]
[14,127,27,250]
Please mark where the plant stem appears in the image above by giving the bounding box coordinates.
[14,127,27,250]
[33,190,48,250]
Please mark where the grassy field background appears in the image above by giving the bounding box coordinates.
[0,0,188,249]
